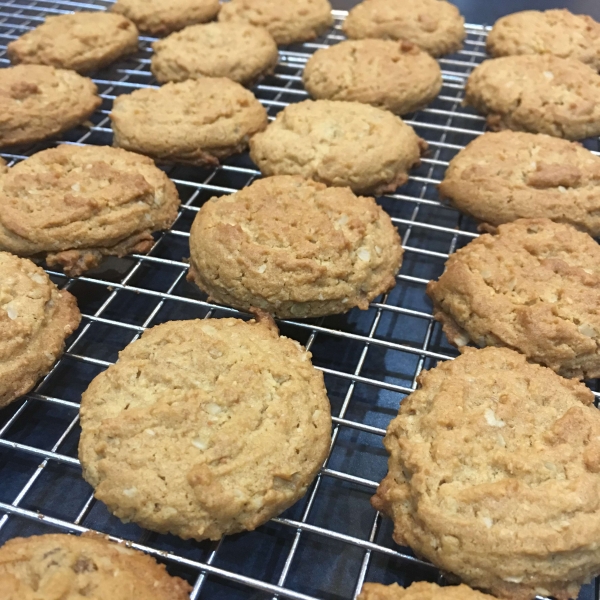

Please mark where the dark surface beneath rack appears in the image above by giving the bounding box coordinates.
[0,2,599,600]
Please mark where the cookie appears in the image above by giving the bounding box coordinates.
[487,9,600,71]
[0,252,80,409]
[111,78,268,166]
[303,40,442,115]
[6,11,139,73]
[249,100,425,195]
[439,131,600,236]
[151,22,278,85]
[188,175,403,318]
[0,65,100,148]
[359,582,496,600]
[0,532,191,599]
[0,158,6,174]
[343,0,465,57]
[372,346,600,600]
[0,145,180,277]
[427,218,600,379]
[79,316,331,541]
[111,0,220,36]
[218,0,333,45]
[464,55,600,140]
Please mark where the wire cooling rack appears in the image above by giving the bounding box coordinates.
[0,2,599,599]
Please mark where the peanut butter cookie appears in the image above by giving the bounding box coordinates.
[359,582,496,600]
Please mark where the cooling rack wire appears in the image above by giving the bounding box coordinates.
[0,1,599,599]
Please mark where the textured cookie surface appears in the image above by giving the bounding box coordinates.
[0,252,80,408]
[439,131,600,235]
[303,39,441,115]
[0,533,191,599]
[487,9,600,71]
[151,22,278,85]
[188,175,403,318]
[111,0,220,35]
[359,582,496,600]
[218,0,333,45]
[465,55,600,140]
[0,65,100,148]
[427,218,600,379]
[111,78,267,165]
[6,11,139,73]
[0,145,180,276]
[79,317,331,540]
[343,0,465,57]
[249,100,425,195]
[373,346,600,600]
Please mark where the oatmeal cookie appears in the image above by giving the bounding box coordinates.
[151,22,278,85]
[0,65,100,148]
[79,316,331,540]
[0,532,191,599]
[249,100,425,195]
[0,145,180,276]
[218,0,332,45]
[439,131,600,236]
[359,582,496,600]
[0,252,80,408]
[343,0,465,57]
[427,218,600,379]
[7,11,139,73]
[111,78,268,165]
[464,55,600,140]
[188,175,403,318]
[373,346,600,600]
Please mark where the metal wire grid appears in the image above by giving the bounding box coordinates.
[0,1,598,599]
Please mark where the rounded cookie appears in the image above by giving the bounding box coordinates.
[111,0,220,36]
[0,252,80,409]
[0,533,191,599]
[0,145,180,277]
[303,39,442,115]
[111,78,267,166]
[249,100,425,195]
[218,0,333,45]
[359,582,496,600]
[79,316,332,540]
[372,346,600,600]
[464,55,600,140]
[439,131,600,236]
[0,65,100,148]
[6,11,139,73]
[487,9,600,71]
[151,22,278,85]
[427,218,600,379]
[343,0,465,57]
[188,175,403,318]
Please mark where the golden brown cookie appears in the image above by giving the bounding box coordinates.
[0,158,6,174]
[303,39,442,115]
[151,22,278,85]
[6,11,139,73]
[249,100,425,195]
[487,9,600,71]
[439,131,600,236]
[111,78,268,166]
[427,218,600,379]
[218,0,333,45]
[343,0,465,57]
[0,532,191,599]
[373,346,600,600]
[111,0,220,36]
[0,145,180,277]
[79,316,331,541]
[0,252,80,409]
[0,65,100,148]
[187,175,403,318]
[465,55,600,140]
[359,582,496,600]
